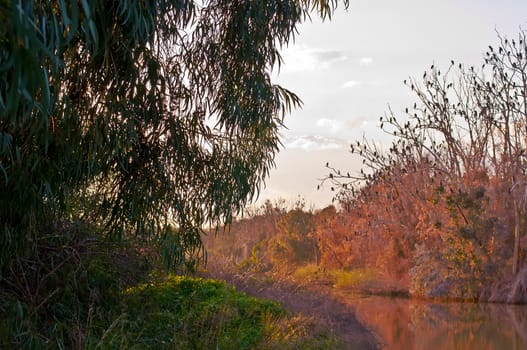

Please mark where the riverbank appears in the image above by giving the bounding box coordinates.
[202,259,527,350]
[288,263,527,305]
[201,261,380,350]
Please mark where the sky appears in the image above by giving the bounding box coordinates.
[254,0,527,209]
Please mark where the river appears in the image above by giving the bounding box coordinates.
[346,293,527,349]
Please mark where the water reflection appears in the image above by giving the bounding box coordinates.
[347,294,527,349]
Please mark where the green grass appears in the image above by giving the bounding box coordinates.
[98,276,282,349]
[95,275,341,349]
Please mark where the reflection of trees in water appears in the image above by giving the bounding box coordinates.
[410,303,490,349]
[352,297,413,350]
[485,304,527,345]
[352,296,527,349]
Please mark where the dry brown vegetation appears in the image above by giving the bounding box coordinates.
[206,30,527,304]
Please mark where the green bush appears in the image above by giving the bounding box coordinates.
[0,224,147,349]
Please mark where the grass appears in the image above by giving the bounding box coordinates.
[293,264,377,290]
[293,264,332,284]
[99,276,283,349]
[260,314,342,350]
[96,275,341,349]
[331,268,377,289]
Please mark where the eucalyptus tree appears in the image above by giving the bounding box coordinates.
[0,0,349,272]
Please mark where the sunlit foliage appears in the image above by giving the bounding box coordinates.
[321,29,527,298]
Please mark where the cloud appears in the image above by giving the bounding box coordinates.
[316,118,362,134]
[312,50,347,63]
[359,57,373,66]
[342,80,361,89]
[279,45,348,73]
[284,135,346,151]
[316,118,343,133]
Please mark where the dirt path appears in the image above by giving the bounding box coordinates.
[202,265,380,350]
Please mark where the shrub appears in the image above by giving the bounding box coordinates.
[0,223,128,348]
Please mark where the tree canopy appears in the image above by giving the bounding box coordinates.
[0,0,348,272]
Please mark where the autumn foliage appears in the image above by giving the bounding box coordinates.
[205,30,527,302]
[321,29,527,300]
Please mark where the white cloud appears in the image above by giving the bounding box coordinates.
[316,118,344,133]
[359,57,373,66]
[316,118,362,134]
[342,80,361,89]
[284,135,345,151]
[279,45,348,73]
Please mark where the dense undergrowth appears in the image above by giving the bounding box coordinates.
[0,223,341,349]
[203,196,526,303]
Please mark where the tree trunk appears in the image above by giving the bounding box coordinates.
[513,200,521,275]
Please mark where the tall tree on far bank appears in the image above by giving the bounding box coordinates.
[481,32,527,273]
[323,29,527,279]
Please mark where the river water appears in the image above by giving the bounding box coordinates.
[346,294,527,349]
